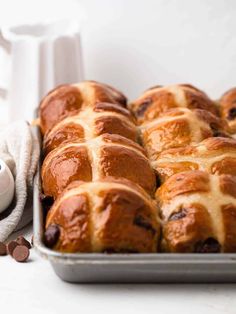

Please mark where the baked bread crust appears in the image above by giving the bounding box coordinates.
[42,133,156,199]
[154,137,236,182]
[130,84,219,124]
[43,102,137,154]
[140,108,229,159]
[219,87,236,134]
[39,81,127,134]
[45,178,160,253]
[156,171,236,253]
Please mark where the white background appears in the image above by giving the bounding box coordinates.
[80,0,236,99]
[0,0,236,313]
[0,0,236,100]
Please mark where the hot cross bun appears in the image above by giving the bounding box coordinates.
[130,84,219,124]
[140,108,228,159]
[42,133,156,199]
[156,170,236,253]
[154,137,236,183]
[44,178,160,253]
[219,87,236,135]
[39,81,127,134]
[43,102,137,155]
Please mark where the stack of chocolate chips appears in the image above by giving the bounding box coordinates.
[0,235,32,262]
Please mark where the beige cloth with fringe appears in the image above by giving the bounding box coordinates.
[0,121,39,242]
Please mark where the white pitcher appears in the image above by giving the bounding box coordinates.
[0,19,84,122]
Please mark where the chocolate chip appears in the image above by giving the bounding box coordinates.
[40,194,54,216]
[209,123,227,137]
[44,224,60,248]
[16,236,31,249]
[103,248,116,254]
[103,248,138,253]
[133,215,156,235]
[12,245,30,262]
[169,209,186,221]
[136,98,152,117]
[117,95,127,107]
[210,123,220,136]
[7,240,19,256]
[0,242,7,256]
[195,237,221,253]
[155,173,161,188]
[119,249,138,253]
[212,131,228,137]
[227,107,236,120]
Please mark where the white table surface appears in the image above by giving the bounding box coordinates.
[0,226,235,314]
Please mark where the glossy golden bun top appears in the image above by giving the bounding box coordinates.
[45,178,160,253]
[156,171,236,253]
[42,133,156,199]
[39,81,127,134]
[130,84,219,124]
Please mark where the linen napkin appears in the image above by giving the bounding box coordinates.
[0,121,40,242]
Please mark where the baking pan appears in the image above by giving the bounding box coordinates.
[33,126,236,283]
